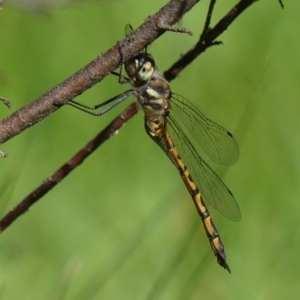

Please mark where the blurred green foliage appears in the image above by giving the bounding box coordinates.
[0,0,299,299]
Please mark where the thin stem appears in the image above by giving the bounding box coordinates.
[199,0,216,43]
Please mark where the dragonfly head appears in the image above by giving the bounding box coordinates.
[125,53,155,84]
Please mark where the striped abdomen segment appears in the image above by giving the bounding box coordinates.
[165,134,230,273]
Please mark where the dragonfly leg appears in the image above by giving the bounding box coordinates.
[68,89,136,116]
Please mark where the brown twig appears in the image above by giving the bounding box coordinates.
[0,103,138,232]
[0,96,11,158]
[0,0,200,144]
[199,0,216,44]
[164,0,257,81]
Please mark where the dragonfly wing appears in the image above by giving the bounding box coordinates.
[168,115,241,221]
[125,24,134,36]
[170,94,239,165]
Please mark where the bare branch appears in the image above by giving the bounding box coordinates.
[0,96,11,157]
[199,0,216,44]
[0,0,200,144]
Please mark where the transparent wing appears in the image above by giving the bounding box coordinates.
[125,23,134,37]
[167,115,241,221]
[170,94,239,165]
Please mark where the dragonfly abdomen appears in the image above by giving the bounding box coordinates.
[165,134,230,272]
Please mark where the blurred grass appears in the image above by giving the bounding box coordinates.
[1,0,300,299]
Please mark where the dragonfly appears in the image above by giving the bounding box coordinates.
[68,28,241,273]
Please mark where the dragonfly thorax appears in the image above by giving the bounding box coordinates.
[138,74,170,117]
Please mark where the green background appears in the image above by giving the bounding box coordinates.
[0,0,299,299]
